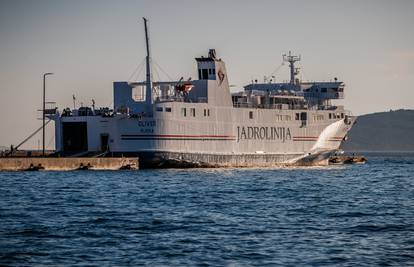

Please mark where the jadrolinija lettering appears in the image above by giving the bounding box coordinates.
[237,126,292,142]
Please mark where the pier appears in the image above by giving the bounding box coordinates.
[0,157,138,171]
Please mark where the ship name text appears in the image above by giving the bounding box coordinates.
[138,120,156,133]
[237,126,292,142]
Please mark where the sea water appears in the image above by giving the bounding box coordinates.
[0,153,413,266]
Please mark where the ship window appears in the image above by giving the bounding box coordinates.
[165,107,172,112]
[202,69,209,80]
[329,113,332,119]
[300,112,307,121]
[341,113,344,118]
[212,69,216,75]
[208,69,212,74]
[156,107,163,112]
[321,88,327,93]
[249,111,253,119]
[318,115,324,121]
[198,69,202,80]
[190,108,196,117]
[295,113,300,120]
[314,114,324,121]
[132,86,145,102]
[208,109,210,116]
[181,107,187,117]
[204,109,207,116]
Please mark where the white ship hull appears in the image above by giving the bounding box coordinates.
[55,105,355,167]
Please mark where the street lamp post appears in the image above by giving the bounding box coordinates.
[43,72,53,156]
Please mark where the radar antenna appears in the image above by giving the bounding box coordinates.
[283,51,301,85]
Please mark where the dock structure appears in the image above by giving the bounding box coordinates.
[0,157,138,171]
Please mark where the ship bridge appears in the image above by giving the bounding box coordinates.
[112,48,232,116]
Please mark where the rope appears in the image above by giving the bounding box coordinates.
[268,61,285,79]
[128,58,146,82]
[128,57,174,83]
[13,120,52,151]
[152,63,161,82]
[298,61,308,82]
[152,59,174,81]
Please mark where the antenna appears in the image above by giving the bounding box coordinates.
[283,51,301,85]
[143,17,153,107]
[72,94,76,110]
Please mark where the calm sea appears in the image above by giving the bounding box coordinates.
[1,153,413,266]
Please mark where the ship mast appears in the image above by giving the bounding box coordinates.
[283,51,301,85]
[143,17,152,106]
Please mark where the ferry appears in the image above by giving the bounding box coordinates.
[52,18,356,167]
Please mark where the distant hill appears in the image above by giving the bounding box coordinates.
[341,109,414,152]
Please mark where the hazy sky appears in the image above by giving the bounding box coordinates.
[1,0,413,149]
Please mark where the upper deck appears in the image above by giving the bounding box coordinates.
[232,80,345,111]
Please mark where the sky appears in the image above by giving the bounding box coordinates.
[0,0,413,149]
